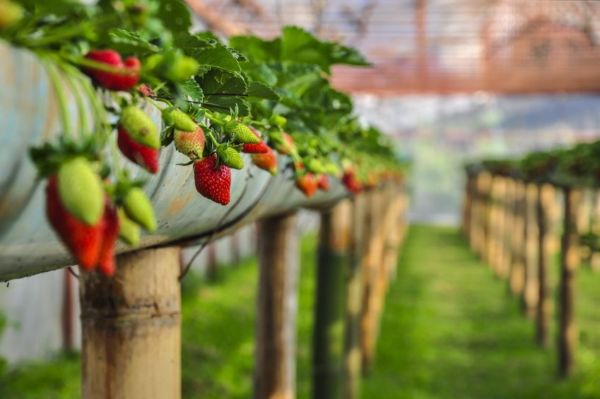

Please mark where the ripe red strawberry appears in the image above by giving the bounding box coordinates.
[85,50,140,91]
[193,154,231,205]
[97,202,119,277]
[296,173,318,198]
[242,128,269,154]
[251,147,278,175]
[317,174,330,191]
[342,169,362,194]
[46,176,104,270]
[174,126,205,160]
[118,127,160,173]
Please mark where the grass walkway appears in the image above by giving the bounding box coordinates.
[3,225,600,398]
[364,225,600,399]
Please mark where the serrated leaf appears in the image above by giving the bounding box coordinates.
[108,29,159,54]
[247,82,279,100]
[178,79,204,102]
[198,69,249,115]
[193,46,241,73]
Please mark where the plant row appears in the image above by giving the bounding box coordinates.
[0,0,405,277]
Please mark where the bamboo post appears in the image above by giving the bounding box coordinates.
[509,180,526,296]
[343,195,367,399]
[206,242,218,280]
[255,212,299,399]
[80,247,182,399]
[360,189,388,374]
[313,201,352,399]
[535,183,553,347]
[500,178,514,279]
[62,268,75,351]
[462,172,473,237]
[590,189,600,271]
[522,183,539,318]
[558,187,582,378]
[468,172,480,252]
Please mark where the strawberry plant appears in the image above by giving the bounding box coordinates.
[2,0,405,276]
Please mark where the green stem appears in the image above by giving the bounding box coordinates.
[43,59,72,137]
[63,54,132,75]
[60,64,89,137]
[205,130,220,148]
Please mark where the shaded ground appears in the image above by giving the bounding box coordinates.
[3,225,600,398]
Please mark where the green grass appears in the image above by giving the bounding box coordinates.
[3,225,600,398]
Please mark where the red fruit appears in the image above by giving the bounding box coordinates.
[242,128,269,154]
[118,127,160,173]
[251,147,278,175]
[296,173,318,198]
[46,176,103,270]
[85,50,141,91]
[317,174,330,191]
[193,154,231,205]
[342,170,362,194]
[97,202,119,277]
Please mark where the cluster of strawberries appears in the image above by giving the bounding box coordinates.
[45,48,369,277]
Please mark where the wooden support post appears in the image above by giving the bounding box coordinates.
[313,201,352,399]
[80,247,182,399]
[590,189,600,271]
[206,242,218,280]
[62,268,75,352]
[558,187,582,378]
[535,184,552,347]
[255,213,299,399]
[343,195,367,399]
[500,178,514,279]
[522,183,539,318]
[462,173,473,237]
[509,180,526,296]
[360,188,393,374]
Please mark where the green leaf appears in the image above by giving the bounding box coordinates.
[247,82,279,100]
[178,79,204,102]
[198,69,249,115]
[157,0,191,34]
[108,29,159,54]
[194,46,241,73]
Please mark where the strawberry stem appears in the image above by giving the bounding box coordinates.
[60,63,90,138]
[43,59,72,138]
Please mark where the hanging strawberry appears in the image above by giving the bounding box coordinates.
[97,202,119,277]
[118,208,141,246]
[122,187,157,232]
[217,145,244,170]
[242,127,269,154]
[295,173,318,198]
[342,168,362,194]
[118,106,160,173]
[45,158,105,269]
[193,154,231,205]
[229,122,261,144]
[85,50,141,91]
[251,146,278,175]
[317,174,330,191]
[273,132,296,156]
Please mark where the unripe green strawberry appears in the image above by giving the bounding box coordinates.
[174,127,205,160]
[119,106,160,149]
[230,123,261,144]
[162,108,197,132]
[123,187,157,232]
[118,208,141,246]
[306,158,326,174]
[217,145,244,170]
[164,56,199,82]
[323,161,341,177]
[270,114,287,128]
[0,0,23,29]
[57,157,104,225]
